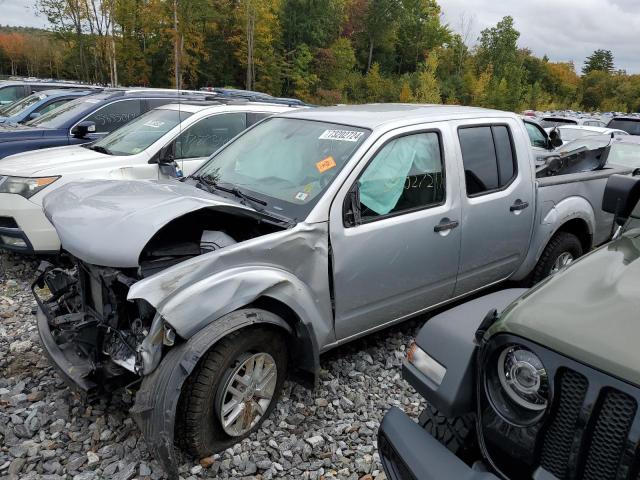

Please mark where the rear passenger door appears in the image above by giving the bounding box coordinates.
[454,121,534,295]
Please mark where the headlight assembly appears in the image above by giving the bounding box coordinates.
[486,345,549,425]
[0,176,59,198]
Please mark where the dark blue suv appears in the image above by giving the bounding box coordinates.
[0,89,205,159]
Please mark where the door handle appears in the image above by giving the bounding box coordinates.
[510,200,529,212]
[434,218,459,233]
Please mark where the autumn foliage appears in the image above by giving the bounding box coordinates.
[1,3,639,111]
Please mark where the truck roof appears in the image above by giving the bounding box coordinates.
[279,103,516,130]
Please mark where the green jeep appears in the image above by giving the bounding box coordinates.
[377,173,640,480]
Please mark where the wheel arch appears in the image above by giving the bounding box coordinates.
[131,307,306,478]
[554,217,592,253]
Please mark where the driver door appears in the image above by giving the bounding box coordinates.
[329,124,462,340]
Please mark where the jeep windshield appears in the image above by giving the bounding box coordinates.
[85,108,193,156]
[191,117,370,221]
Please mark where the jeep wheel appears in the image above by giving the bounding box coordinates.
[419,404,477,462]
[177,323,288,457]
[531,231,583,284]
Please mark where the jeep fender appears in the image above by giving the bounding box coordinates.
[131,308,293,479]
[406,289,526,417]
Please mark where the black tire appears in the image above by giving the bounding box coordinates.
[176,320,288,458]
[418,404,477,461]
[531,231,583,284]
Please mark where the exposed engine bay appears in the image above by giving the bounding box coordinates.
[33,208,288,396]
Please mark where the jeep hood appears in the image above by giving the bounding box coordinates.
[42,179,255,267]
[490,232,640,387]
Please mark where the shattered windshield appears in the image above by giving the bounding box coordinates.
[193,117,370,220]
[88,108,192,156]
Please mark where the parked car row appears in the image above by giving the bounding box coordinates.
[1,103,630,477]
[2,89,640,477]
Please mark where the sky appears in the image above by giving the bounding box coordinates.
[1,0,639,73]
[439,0,640,73]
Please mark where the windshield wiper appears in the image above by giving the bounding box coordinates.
[214,183,267,210]
[88,145,112,155]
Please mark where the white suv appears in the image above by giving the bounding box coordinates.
[0,101,296,254]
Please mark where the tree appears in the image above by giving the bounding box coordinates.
[396,0,450,72]
[583,49,614,75]
[413,51,440,103]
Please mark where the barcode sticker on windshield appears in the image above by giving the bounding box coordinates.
[319,129,364,142]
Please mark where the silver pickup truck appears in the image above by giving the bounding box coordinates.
[33,105,627,476]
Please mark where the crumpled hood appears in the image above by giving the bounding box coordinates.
[43,179,252,267]
[490,232,640,387]
[0,145,103,176]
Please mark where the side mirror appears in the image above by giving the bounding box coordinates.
[549,128,563,148]
[602,174,640,227]
[71,121,96,138]
[343,186,361,227]
[156,143,175,164]
[28,112,41,120]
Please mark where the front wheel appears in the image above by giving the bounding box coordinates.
[531,231,583,284]
[176,320,288,457]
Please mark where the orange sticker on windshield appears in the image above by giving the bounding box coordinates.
[316,156,337,173]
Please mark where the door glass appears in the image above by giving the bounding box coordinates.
[0,86,23,103]
[247,112,273,127]
[493,126,516,184]
[38,99,71,115]
[174,112,246,159]
[459,125,517,196]
[84,99,143,133]
[357,132,444,221]
[524,121,548,148]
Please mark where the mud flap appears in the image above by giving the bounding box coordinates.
[130,309,293,479]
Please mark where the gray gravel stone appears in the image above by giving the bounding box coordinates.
[0,251,426,479]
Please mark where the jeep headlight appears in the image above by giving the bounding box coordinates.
[0,176,59,198]
[486,345,549,425]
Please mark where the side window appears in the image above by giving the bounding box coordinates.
[84,100,143,133]
[247,112,273,127]
[146,98,172,110]
[38,99,70,115]
[459,125,517,196]
[356,132,445,222]
[524,122,548,148]
[0,86,23,103]
[174,112,246,159]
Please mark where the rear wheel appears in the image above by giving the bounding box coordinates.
[418,404,478,462]
[177,319,288,457]
[531,231,583,284]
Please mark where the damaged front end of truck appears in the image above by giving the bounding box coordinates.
[32,179,332,477]
[33,259,171,398]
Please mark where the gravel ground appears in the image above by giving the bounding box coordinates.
[0,252,427,480]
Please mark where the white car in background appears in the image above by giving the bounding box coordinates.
[551,125,628,144]
[0,101,296,254]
